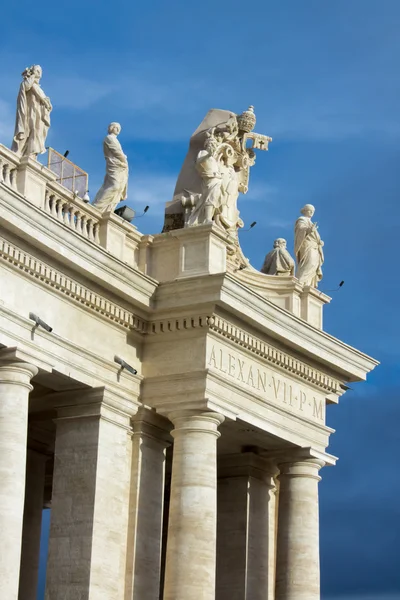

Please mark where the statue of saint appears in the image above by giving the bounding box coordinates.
[188,133,223,226]
[261,238,295,276]
[190,136,242,232]
[217,147,242,231]
[11,65,52,158]
[93,123,129,213]
[163,106,271,234]
[294,204,324,287]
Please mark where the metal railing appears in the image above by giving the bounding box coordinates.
[47,148,88,198]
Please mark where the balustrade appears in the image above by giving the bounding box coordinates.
[44,187,100,244]
[0,156,18,191]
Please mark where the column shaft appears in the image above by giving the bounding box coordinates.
[163,411,224,600]
[0,361,38,600]
[216,454,276,600]
[125,411,170,600]
[18,449,47,600]
[45,400,134,600]
[275,459,324,600]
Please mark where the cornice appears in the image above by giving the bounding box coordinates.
[0,235,376,390]
[0,188,157,309]
[0,236,148,332]
[0,305,141,399]
[220,273,379,382]
[208,315,341,394]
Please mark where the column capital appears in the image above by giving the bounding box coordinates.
[218,452,278,485]
[131,406,172,447]
[0,346,52,373]
[53,387,139,431]
[278,458,324,481]
[0,360,38,390]
[168,410,225,439]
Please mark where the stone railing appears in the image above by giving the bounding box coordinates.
[0,146,19,191]
[44,182,101,245]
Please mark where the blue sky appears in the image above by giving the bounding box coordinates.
[1,1,399,599]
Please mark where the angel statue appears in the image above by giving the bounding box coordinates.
[294,204,324,287]
[12,65,52,158]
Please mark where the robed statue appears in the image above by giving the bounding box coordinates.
[163,106,271,236]
[261,238,295,276]
[294,204,324,288]
[93,123,129,213]
[12,65,52,158]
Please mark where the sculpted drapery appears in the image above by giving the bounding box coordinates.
[163,107,271,237]
[261,238,295,276]
[190,136,242,231]
[93,123,129,213]
[12,65,52,158]
[294,204,324,287]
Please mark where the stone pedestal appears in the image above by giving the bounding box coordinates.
[45,392,137,600]
[162,410,224,600]
[16,155,56,209]
[0,359,38,600]
[275,458,324,600]
[149,225,229,282]
[125,409,171,600]
[98,211,140,266]
[216,454,276,600]
[18,449,47,600]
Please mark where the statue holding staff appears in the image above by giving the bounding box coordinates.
[294,204,324,287]
[12,65,52,158]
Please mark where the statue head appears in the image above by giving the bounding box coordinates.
[204,133,220,156]
[32,65,42,81]
[22,65,42,81]
[273,238,287,249]
[300,204,315,218]
[108,122,121,135]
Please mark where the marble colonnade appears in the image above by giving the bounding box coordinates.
[0,352,326,600]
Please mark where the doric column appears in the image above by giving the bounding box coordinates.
[0,358,38,600]
[216,453,277,600]
[275,458,324,600]
[18,449,47,600]
[45,390,138,600]
[163,410,224,600]
[125,408,171,600]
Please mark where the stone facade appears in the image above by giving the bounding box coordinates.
[0,142,378,600]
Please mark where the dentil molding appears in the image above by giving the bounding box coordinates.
[0,236,340,393]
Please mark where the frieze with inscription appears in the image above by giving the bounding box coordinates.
[207,341,325,424]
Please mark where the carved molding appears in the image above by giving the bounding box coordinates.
[207,315,340,394]
[0,237,147,332]
[0,236,340,392]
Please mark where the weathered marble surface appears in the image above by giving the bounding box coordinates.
[294,204,324,288]
[11,65,52,158]
[0,358,38,600]
[93,122,129,213]
[261,238,295,276]
[163,106,271,240]
[0,87,380,600]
